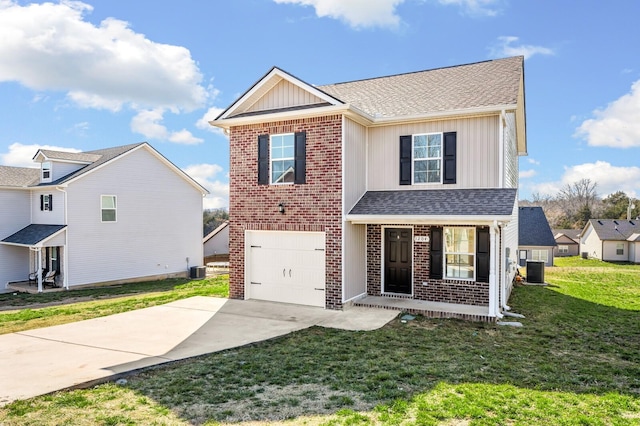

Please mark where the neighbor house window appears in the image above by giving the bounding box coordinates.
[101,195,117,222]
[558,245,569,254]
[413,133,442,184]
[40,194,53,211]
[444,227,475,279]
[532,249,548,263]
[616,243,624,255]
[270,133,295,184]
[42,162,51,181]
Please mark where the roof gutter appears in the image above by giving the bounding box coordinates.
[346,214,514,225]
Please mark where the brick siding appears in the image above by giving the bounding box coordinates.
[228,115,343,309]
[366,224,489,306]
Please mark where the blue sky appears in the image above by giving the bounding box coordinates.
[1,0,639,208]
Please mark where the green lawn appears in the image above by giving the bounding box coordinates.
[1,258,639,425]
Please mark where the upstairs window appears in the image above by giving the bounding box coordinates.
[42,162,51,181]
[413,133,442,184]
[258,132,306,185]
[101,195,117,222]
[40,194,53,211]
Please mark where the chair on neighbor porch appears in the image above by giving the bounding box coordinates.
[43,270,58,288]
[28,269,48,286]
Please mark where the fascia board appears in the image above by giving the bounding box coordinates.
[346,214,514,225]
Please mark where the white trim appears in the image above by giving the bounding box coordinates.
[412,133,443,185]
[341,115,346,303]
[269,133,295,185]
[100,194,117,223]
[499,111,505,187]
[443,226,475,281]
[346,214,513,225]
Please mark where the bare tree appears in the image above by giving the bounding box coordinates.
[556,178,598,228]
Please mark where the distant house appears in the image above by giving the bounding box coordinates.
[0,143,208,293]
[518,207,556,267]
[580,219,640,263]
[553,229,581,257]
[203,221,229,262]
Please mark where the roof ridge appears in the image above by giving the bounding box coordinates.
[319,56,523,87]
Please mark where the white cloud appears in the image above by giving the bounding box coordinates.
[196,106,226,135]
[0,1,207,111]
[183,163,229,209]
[527,158,540,165]
[131,109,203,145]
[437,0,502,17]
[519,169,536,179]
[575,80,640,148]
[1,142,80,168]
[274,0,405,29]
[530,161,640,199]
[490,36,554,60]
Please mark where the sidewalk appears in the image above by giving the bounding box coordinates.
[0,297,398,405]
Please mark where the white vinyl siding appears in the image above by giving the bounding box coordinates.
[31,191,65,225]
[503,112,518,188]
[367,115,500,190]
[0,189,31,290]
[48,161,86,181]
[64,147,204,287]
[602,241,628,262]
[101,195,117,222]
[343,117,367,302]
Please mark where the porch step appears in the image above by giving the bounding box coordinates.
[353,296,493,323]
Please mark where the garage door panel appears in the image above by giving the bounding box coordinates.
[246,231,326,308]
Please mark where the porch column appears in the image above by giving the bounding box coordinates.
[36,248,43,293]
[488,224,501,318]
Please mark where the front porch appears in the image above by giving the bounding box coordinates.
[6,280,65,294]
[352,295,493,322]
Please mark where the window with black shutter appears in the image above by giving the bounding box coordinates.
[258,132,307,185]
[399,132,456,185]
[429,226,443,279]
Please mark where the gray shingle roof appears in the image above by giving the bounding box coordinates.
[587,219,640,241]
[1,224,66,246]
[519,207,556,247]
[37,150,101,163]
[318,56,523,118]
[348,188,517,217]
[553,228,581,242]
[0,166,40,187]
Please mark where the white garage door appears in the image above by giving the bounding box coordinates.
[245,231,326,307]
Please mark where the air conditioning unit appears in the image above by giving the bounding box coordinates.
[526,261,545,284]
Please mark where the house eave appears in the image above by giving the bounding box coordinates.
[345,214,514,225]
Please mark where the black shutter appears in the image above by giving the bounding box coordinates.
[40,194,44,211]
[48,194,53,211]
[476,226,490,283]
[294,131,306,184]
[399,135,412,185]
[257,134,269,185]
[430,226,443,279]
[443,132,456,184]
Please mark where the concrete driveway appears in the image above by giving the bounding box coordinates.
[0,297,398,405]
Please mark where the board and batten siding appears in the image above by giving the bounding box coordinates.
[503,112,518,188]
[0,189,31,289]
[64,147,203,287]
[31,190,65,225]
[367,115,501,191]
[342,117,367,302]
[246,79,325,113]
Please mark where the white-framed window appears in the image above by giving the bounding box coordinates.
[270,133,295,184]
[42,162,51,181]
[616,243,624,255]
[532,249,548,263]
[40,194,53,211]
[444,227,475,280]
[101,195,117,222]
[413,133,442,184]
[558,245,569,254]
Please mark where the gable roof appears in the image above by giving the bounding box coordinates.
[0,166,40,188]
[203,221,229,243]
[211,57,526,153]
[553,228,581,243]
[33,150,101,164]
[583,219,640,241]
[518,207,556,247]
[347,188,517,224]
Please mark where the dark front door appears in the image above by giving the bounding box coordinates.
[384,228,412,294]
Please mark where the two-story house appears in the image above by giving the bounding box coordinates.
[211,56,526,321]
[0,143,208,292]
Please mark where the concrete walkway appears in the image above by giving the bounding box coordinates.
[0,297,398,405]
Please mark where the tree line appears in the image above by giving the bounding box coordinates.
[203,208,229,236]
[520,178,640,229]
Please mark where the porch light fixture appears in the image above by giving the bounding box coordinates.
[278,203,285,214]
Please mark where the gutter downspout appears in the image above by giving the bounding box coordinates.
[500,222,511,312]
[489,221,503,319]
[56,186,69,290]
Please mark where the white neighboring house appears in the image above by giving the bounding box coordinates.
[203,221,229,261]
[0,143,208,292]
[579,219,640,263]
